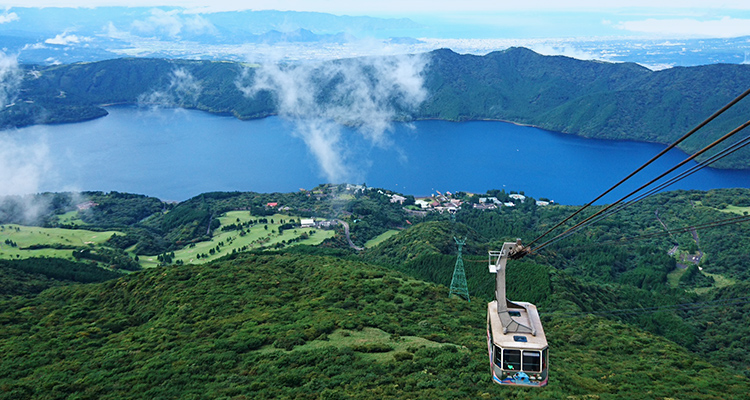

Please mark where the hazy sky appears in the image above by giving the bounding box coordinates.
[3,1,750,38]
[5,1,750,13]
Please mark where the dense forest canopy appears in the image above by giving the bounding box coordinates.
[1,251,749,399]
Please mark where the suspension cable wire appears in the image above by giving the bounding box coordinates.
[524,87,750,249]
[544,296,750,318]
[604,131,750,211]
[598,214,750,246]
[533,217,750,318]
[531,212,750,257]
[564,132,750,234]
[529,119,750,254]
[553,217,750,259]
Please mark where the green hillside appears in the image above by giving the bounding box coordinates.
[5,48,750,167]
[2,187,750,397]
[1,252,748,399]
[0,258,123,299]
[0,186,410,262]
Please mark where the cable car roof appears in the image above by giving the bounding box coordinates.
[488,300,548,349]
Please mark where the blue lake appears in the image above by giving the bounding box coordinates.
[6,106,750,204]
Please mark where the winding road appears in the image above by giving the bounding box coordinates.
[335,219,364,251]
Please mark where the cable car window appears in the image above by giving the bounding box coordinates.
[513,335,527,342]
[522,351,541,372]
[542,348,548,370]
[494,346,502,368]
[503,349,521,370]
[509,311,521,317]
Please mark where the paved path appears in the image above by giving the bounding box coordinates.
[335,219,364,251]
[690,227,704,264]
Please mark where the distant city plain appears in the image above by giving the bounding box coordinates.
[9,106,750,205]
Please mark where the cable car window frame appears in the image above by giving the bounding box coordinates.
[522,350,542,372]
[503,349,522,370]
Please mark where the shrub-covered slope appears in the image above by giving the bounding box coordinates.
[1,252,748,399]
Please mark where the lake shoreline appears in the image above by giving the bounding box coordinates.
[7,103,746,172]
[7,106,750,203]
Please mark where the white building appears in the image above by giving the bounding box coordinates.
[390,195,407,204]
[415,199,432,209]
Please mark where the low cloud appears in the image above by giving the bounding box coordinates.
[529,45,607,61]
[637,63,675,71]
[184,14,218,35]
[0,50,51,201]
[138,67,202,108]
[0,51,22,108]
[21,42,47,51]
[0,11,18,24]
[616,17,750,38]
[0,136,52,198]
[0,51,64,222]
[236,54,428,183]
[102,22,130,40]
[131,9,218,38]
[45,31,92,46]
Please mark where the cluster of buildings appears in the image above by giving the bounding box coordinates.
[299,218,338,229]
[415,195,462,213]
[412,192,553,213]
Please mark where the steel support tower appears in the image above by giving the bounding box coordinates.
[449,236,470,302]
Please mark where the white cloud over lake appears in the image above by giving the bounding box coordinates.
[237,53,427,183]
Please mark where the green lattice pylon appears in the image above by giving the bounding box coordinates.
[449,236,470,302]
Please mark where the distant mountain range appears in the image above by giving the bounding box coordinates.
[0,7,423,63]
[0,7,422,39]
[4,47,750,168]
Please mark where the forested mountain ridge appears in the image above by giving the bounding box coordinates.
[5,47,750,167]
[423,48,750,162]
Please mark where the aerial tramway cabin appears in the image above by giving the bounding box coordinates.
[487,241,548,386]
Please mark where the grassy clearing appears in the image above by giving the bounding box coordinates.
[54,210,88,226]
[695,201,750,215]
[668,265,736,293]
[364,229,401,248]
[144,211,334,267]
[718,205,750,215]
[667,266,687,288]
[257,327,459,362]
[692,271,737,294]
[0,224,121,261]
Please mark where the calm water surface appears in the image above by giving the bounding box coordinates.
[7,106,750,205]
